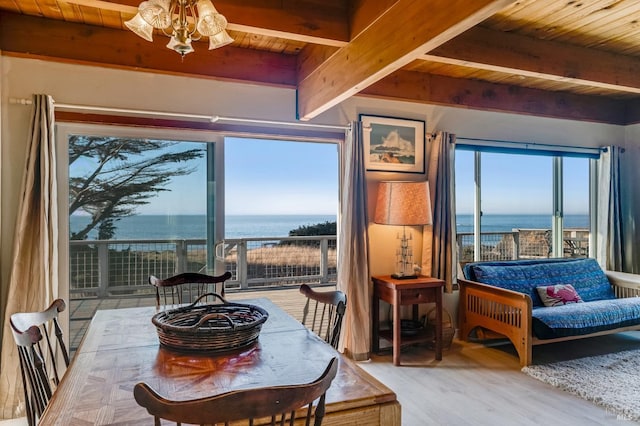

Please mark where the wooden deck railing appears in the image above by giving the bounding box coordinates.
[70,229,587,299]
[456,228,590,264]
[69,236,337,298]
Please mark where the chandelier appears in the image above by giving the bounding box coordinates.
[125,0,233,57]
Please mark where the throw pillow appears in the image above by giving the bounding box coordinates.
[537,284,584,307]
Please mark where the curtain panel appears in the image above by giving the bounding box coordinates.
[421,131,457,293]
[337,121,371,361]
[0,94,59,419]
[596,145,625,271]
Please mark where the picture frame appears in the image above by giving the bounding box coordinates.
[360,114,425,173]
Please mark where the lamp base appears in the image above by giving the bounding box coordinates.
[391,273,418,280]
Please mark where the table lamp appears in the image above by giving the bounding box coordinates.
[374,181,432,279]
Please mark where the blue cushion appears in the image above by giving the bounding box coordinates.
[467,263,545,307]
[534,259,614,302]
[532,298,640,339]
[465,258,614,307]
[463,258,580,281]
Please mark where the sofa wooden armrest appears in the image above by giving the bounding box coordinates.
[458,278,533,366]
[606,270,640,297]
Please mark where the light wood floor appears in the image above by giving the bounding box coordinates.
[358,332,640,426]
[70,292,640,425]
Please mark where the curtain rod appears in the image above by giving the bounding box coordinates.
[8,97,349,131]
[456,136,605,154]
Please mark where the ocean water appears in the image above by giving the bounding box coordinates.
[70,214,337,240]
[456,214,589,233]
[70,213,589,240]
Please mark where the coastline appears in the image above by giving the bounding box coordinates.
[70,213,589,240]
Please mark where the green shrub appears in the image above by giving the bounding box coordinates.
[288,221,336,237]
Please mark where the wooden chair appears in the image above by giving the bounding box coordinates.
[149,271,232,308]
[134,356,338,426]
[299,285,347,349]
[9,299,70,426]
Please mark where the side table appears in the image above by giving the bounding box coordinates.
[372,275,445,366]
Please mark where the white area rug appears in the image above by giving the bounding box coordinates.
[522,349,640,422]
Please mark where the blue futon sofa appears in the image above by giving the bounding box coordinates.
[458,257,640,366]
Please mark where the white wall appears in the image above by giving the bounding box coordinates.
[1,55,631,327]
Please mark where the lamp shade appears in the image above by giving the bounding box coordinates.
[374,181,432,226]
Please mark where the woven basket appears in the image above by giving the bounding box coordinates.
[425,308,455,350]
[152,293,269,352]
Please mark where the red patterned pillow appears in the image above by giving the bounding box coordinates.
[536,284,584,307]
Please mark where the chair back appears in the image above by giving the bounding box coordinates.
[134,357,338,426]
[300,285,347,349]
[10,299,70,426]
[149,271,232,308]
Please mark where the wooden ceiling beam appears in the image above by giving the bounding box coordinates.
[296,44,339,85]
[67,0,350,46]
[296,0,518,121]
[0,11,297,86]
[348,0,397,39]
[297,0,399,88]
[425,26,640,95]
[360,70,628,125]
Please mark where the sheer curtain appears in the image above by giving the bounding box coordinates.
[0,94,59,419]
[337,121,371,360]
[421,131,457,292]
[597,145,625,271]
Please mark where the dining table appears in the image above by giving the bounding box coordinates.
[40,298,400,425]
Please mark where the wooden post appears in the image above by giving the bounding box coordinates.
[97,242,109,298]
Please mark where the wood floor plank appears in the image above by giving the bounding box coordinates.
[358,333,640,425]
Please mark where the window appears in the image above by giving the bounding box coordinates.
[455,141,596,264]
[60,125,218,304]
[222,137,339,291]
[57,124,339,353]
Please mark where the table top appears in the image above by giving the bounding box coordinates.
[372,275,445,290]
[41,298,396,425]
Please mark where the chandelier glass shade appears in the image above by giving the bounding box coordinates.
[125,0,233,57]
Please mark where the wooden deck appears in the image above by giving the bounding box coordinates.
[68,287,314,354]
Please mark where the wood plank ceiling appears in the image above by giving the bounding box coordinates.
[2,0,640,125]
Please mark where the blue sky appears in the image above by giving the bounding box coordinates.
[71,137,589,216]
[455,150,589,215]
[224,138,339,215]
[139,137,339,215]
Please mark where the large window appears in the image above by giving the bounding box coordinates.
[455,143,595,264]
[221,137,339,291]
[58,124,339,352]
[61,125,218,301]
[61,127,340,295]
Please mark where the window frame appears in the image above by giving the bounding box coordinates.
[56,123,224,305]
[456,143,598,262]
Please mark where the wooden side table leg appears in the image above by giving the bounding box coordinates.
[372,291,380,353]
[392,294,401,366]
[412,304,419,321]
[435,289,443,361]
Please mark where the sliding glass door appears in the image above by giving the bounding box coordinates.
[57,123,221,352]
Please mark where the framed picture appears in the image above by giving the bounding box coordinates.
[360,114,425,173]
